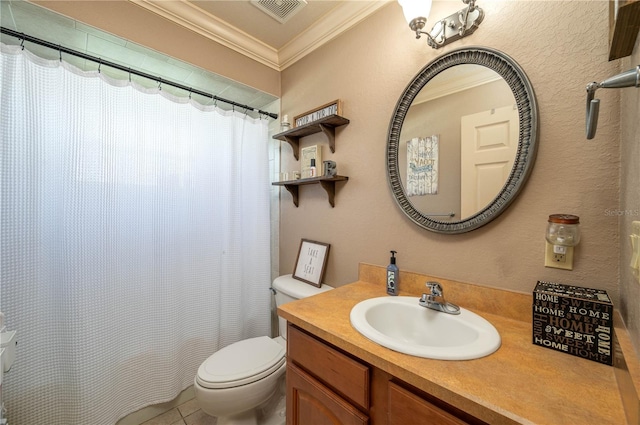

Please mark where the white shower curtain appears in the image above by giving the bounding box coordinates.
[0,43,272,424]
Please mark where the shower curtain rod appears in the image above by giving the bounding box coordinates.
[1,27,279,120]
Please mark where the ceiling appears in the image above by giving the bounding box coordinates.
[132,0,392,70]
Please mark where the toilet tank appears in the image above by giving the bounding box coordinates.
[272,274,333,339]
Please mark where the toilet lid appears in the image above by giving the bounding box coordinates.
[196,336,286,389]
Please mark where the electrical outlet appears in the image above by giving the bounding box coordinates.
[544,241,574,270]
[553,252,566,263]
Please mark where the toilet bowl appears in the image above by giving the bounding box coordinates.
[194,274,333,425]
[194,336,286,424]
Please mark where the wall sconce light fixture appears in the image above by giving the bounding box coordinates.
[398,0,484,49]
[545,214,581,270]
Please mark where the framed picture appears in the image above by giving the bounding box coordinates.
[293,239,330,287]
[300,145,322,179]
[294,99,342,128]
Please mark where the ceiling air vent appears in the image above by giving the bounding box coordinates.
[251,0,308,24]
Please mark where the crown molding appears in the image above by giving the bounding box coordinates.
[130,0,391,71]
[279,1,390,70]
[130,0,280,69]
[414,68,502,105]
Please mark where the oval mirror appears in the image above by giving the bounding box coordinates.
[387,47,538,234]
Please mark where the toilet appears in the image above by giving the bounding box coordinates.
[194,274,333,425]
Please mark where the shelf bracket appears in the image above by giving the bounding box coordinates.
[318,123,336,153]
[283,184,299,207]
[319,180,336,208]
[283,136,300,160]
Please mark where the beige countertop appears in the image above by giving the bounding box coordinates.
[278,263,638,425]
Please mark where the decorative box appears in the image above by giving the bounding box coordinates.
[300,145,322,179]
[532,281,613,365]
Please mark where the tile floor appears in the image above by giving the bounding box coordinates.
[136,380,285,425]
[139,398,216,425]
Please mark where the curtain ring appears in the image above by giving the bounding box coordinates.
[128,68,132,83]
[188,88,192,100]
[98,59,102,73]
[20,38,25,50]
[157,79,162,91]
[58,45,62,62]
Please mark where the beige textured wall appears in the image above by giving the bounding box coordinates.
[279,0,622,308]
[33,1,280,97]
[620,36,640,352]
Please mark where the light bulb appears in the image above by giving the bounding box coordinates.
[398,0,432,25]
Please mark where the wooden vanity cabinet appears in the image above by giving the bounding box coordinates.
[287,362,369,425]
[287,324,369,425]
[387,382,479,425]
[286,324,486,425]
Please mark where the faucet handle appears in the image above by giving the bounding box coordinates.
[425,281,443,297]
[420,281,460,315]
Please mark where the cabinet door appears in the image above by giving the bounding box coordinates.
[287,362,369,425]
[287,324,369,410]
[388,382,470,425]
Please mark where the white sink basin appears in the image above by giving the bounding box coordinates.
[350,296,500,360]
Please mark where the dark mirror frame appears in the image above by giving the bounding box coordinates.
[387,46,539,234]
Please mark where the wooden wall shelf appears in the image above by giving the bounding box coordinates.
[273,114,349,160]
[272,176,349,207]
[609,0,640,60]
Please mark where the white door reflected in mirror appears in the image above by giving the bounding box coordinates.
[460,104,518,218]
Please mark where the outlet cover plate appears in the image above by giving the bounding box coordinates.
[631,221,640,283]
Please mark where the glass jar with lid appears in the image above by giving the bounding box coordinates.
[546,214,580,247]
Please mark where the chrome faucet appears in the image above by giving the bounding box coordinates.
[419,282,460,315]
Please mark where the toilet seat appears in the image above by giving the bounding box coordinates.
[196,336,285,390]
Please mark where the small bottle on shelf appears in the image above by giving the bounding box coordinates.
[281,114,291,132]
[309,158,317,177]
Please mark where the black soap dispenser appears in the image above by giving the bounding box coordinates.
[386,250,399,296]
